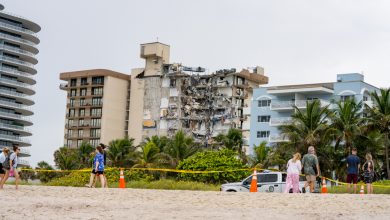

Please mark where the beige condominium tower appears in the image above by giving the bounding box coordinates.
[129,42,269,153]
[60,69,130,147]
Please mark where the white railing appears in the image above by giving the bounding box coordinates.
[18,159,30,166]
[0,21,36,36]
[0,32,36,47]
[0,67,35,78]
[0,78,34,89]
[0,55,34,68]
[0,44,35,57]
[269,117,292,126]
[0,134,30,143]
[0,88,33,101]
[269,134,289,143]
[0,111,32,122]
[0,99,31,111]
[271,99,330,110]
[0,123,31,132]
[19,148,30,155]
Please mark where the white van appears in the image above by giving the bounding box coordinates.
[220,171,307,193]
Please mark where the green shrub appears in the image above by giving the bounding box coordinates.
[177,149,250,184]
[120,179,219,191]
[45,168,154,187]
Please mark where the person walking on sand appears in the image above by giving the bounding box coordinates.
[85,146,105,188]
[302,146,320,193]
[0,147,10,182]
[92,143,108,188]
[362,153,375,194]
[0,145,21,189]
[346,147,360,194]
[285,153,302,193]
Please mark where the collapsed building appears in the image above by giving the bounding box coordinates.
[128,42,268,153]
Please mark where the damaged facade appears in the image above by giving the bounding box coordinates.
[128,42,268,153]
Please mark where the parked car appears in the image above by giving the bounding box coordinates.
[220,170,307,193]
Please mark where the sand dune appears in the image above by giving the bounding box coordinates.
[0,185,389,220]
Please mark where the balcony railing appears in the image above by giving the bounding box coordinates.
[0,88,33,101]
[0,44,36,58]
[0,99,31,111]
[0,122,30,132]
[269,134,289,143]
[0,67,35,79]
[68,100,103,107]
[66,121,101,128]
[66,113,102,118]
[0,32,36,47]
[18,148,31,156]
[0,21,37,36]
[0,111,32,122]
[269,117,293,126]
[0,78,34,89]
[270,99,330,110]
[18,159,30,166]
[0,55,34,68]
[0,134,30,143]
[65,134,101,139]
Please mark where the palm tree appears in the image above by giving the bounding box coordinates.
[331,99,363,154]
[215,128,243,152]
[132,142,172,168]
[367,88,390,179]
[78,141,94,168]
[249,141,270,168]
[53,147,80,170]
[36,161,57,183]
[280,100,333,152]
[106,137,136,168]
[141,135,169,153]
[165,130,199,166]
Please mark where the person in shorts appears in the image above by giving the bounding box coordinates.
[85,146,105,188]
[346,147,360,193]
[301,146,320,193]
[0,145,20,190]
[0,147,10,182]
[362,152,375,194]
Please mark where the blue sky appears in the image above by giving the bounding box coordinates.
[3,0,390,166]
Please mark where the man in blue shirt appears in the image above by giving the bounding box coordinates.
[346,147,360,193]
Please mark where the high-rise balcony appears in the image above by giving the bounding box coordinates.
[0,134,31,146]
[0,32,37,50]
[0,77,34,91]
[0,44,37,64]
[0,122,31,135]
[0,21,37,36]
[0,88,34,104]
[0,111,32,125]
[0,55,36,73]
[269,117,293,126]
[18,159,30,166]
[270,99,330,111]
[269,134,289,143]
[0,99,33,115]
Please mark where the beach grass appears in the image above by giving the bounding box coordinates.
[328,181,390,194]
[109,179,220,191]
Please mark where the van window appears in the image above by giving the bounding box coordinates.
[258,174,277,183]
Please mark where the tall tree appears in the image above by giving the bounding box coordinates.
[106,137,136,168]
[78,141,94,168]
[249,141,270,168]
[53,147,80,170]
[215,128,243,152]
[165,130,199,166]
[368,88,390,179]
[141,135,169,153]
[280,100,333,152]
[133,142,172,168]
[331,99,363,154]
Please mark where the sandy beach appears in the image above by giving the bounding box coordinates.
[0,185,389,220]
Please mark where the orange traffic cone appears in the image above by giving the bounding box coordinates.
[321,177,327,194]
[249,170,258,192]
[119,169,126,189]
[360,185,364,195]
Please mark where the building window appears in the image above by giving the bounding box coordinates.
[81,78,88,86]
[91,118,101,127]
[258,99,271,107]
[79,118,84,126]
[80,98,86,106]
[89,139,100,147]
[67,129,73,138]
[363,96,368,101]
[68,109,75,117]
[80,88,87,96]
[69,99,75,107]
[90,128,101,138]
[91,108,102,117]
[92,87,103,95]
[70,79,77,87]
[77,139,83,147]
[67,119,74,127]
[341,95,354,102]
[79,108,85,117]
[258,115,271,123]
[66,140,73,147]
[257,131,270,138]
[170,79,176,88]
[78,129,84,138]
[92,97,102,106]
[92,76,104,85]
[70,89,77,97]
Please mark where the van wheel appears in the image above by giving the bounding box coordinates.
[226,190,237,192]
